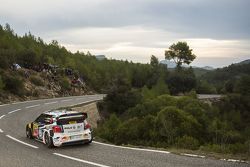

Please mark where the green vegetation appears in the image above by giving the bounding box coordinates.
[3,74,25,96]
[97,92,250,157]
[199,62,250,94]
[196,80,217,94]
[165,41,196,68]
[30,75,44,86]
[1,23,249,158]
[59,77,71,91]
[0,75,5,90]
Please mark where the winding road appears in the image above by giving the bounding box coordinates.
[0,95,248,167]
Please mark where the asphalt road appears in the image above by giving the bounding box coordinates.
[0,95,248,167]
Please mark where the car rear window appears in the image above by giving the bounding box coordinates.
[56,113,86,125]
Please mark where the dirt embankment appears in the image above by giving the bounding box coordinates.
[0,68,94,104]
[71,102,101,128]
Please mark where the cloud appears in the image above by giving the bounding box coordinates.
[1,0,249,39]
[0,0,249,67]
[51,26,250,67]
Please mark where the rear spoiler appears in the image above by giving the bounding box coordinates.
[58,112,88,120]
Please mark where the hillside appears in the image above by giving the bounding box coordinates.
[237,59,250,65]
[1,24,250,159]
[0,68,91,104]
[199,61,250,93]
[1,24,250,100]
[160,60,214,77]
[0,24,168,103]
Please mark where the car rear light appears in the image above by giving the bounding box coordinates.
[84,123,91,130]
[52,125,62,133]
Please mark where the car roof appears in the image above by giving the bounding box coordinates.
[44,110,80,117]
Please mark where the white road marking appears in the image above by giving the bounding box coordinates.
[7,95,101,105]
[220,159,248,163]
[181,153,205,158]
[53,153,110,167]
[6,135,38,149]
[12,101,27,104]
[65,99,102,108]
[93,141,170,154]
[44,101,58,105]
[76,97,84,100]
[8,109,21,114]
[61,99,73,102]
[0,104,9,107]
[25,104,40,109]
[0,129,3,133]
[11,97,62,104]
[0,115,6,119]
[227,159,241,162]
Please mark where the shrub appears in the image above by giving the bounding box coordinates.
[176,135,200,150]
[96,114,121,143]
[228,143,247,154]
[0,54,10,69]
[245,140,250,154]
[167,69,196,95]
[0,75,5,90]
[196,80,217,94]
[156,106,186,144]
[200,144,230,153]
[156,106,201,144]
[59,77,71,91]
[30,76,44,86]
[32,89,40,97]
[4,75,25,96]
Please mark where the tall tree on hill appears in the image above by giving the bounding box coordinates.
[165,42,196,68]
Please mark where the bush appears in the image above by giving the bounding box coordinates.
[96,114,121,143]
[30,76,44,86]
[4,75,25,96]
[228,143,247,154]
[0,54,10,69]
[176,135,200,150]
[167,69,196,95]
[156,106,186,144]
[196,80,217,94]
[59,77,71,91]
[0,75,5,90]
[200,144,228,153]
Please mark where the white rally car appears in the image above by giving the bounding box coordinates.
[26,110,92,148]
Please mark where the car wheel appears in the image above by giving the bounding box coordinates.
[44,132,54,148]
[87,135,93,144]
[26,125,33,139]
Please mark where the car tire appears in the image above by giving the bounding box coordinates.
[26,125,33,139]
[87,135,93,144]
[44,132,54,148]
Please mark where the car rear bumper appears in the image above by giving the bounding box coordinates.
[52,130,92,147]
[61,139,91,146]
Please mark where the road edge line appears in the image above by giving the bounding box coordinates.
[53,153,110,167]
[25,104,41,109]
[181,153,205,158]
[6,135,38,149]
[0,115,6,119]
[93,141,170,154]
[8,109,21,114]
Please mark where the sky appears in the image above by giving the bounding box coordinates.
[0,0,249,67]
